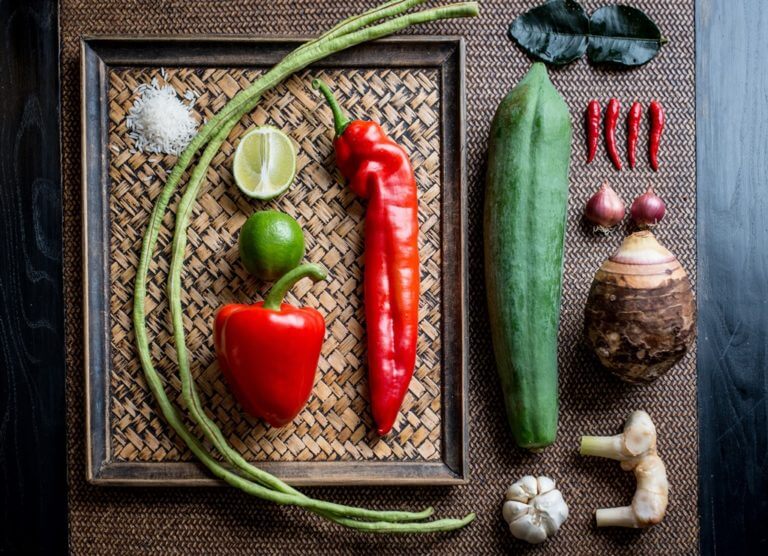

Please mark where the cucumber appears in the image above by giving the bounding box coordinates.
[483,63,572,449]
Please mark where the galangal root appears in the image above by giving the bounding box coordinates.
[580,410,668,528]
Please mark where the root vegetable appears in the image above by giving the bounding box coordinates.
[584,230,696,383]
[580,411,668,528]
[502,476,569,544]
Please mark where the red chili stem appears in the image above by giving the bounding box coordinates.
[605,98,622,170]
[586,100,601,163]
[627,102,642,169]
[649,100,665,171]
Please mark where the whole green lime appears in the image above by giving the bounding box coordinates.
[238,210,305,280]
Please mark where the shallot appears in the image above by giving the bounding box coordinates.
[630,186,666,227]
[585,182,625,229]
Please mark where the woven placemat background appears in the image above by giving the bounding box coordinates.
[108,67,443,464]
[62,0,697,554]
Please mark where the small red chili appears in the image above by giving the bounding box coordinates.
[605,98,621,170]
[649,100,665,171]
[586,100,601,163]
[627,101,642,169]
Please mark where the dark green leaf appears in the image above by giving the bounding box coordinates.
[508,0,589,66]
[588,5,663,66]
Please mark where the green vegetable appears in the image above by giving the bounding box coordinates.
[508,0,588,65]
[133,0,479,533]
[483,63,571,450]
[587,5,665,67]
[239,210,305,280]
[508,0,665,67]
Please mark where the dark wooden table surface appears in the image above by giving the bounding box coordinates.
[0,0,765,553]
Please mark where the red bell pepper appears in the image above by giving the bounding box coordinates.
[313,79,419,436]
[214,263,327,427]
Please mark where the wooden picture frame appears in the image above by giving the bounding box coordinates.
[81,36,468,486]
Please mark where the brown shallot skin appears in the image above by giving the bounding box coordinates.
[584,231,696,383]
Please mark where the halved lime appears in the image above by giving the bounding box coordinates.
[233,126,296,200]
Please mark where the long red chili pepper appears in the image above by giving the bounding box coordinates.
[627,101,642,169]
[605,98,622,170]
[649,100,665,171]
[586,100,600,163]
[313,79,419,436]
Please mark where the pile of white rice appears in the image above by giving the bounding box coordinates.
[126,75,198,156]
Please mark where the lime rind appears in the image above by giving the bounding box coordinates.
[233,126,297,200]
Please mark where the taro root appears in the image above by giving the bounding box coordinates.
[584,231,696,383]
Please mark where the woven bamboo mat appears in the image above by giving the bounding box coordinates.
[62,0,698,554]
[108,67,442,463]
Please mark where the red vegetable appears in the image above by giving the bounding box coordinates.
[313,79,419,435]
[605,98,622,170]
[627,102,642,169]
[585,182,625,229]
[586,100,601,163]
[630,186,666,227]
[649,100,665,171]
[214,264,327,427]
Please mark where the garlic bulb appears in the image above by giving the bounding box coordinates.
[502,476,568,544]
[584,231,696,383]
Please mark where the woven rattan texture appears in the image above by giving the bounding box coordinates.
[108,67,442,463]
[63,1,697,554]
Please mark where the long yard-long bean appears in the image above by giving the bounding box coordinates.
[133,0,478,533]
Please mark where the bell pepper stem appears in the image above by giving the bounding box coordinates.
[312,79,351,136]
[263,263,328,311]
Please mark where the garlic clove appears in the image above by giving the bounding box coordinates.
[533,489,569,530]
[502,500,531,522]
[509,514,548,545]
[506,475,537,502]
[538,512,561,538]
[505,485,528,503]
[537,476,556,494]
[519,475,538,498]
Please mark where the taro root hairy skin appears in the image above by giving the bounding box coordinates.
[584,231,696,383]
